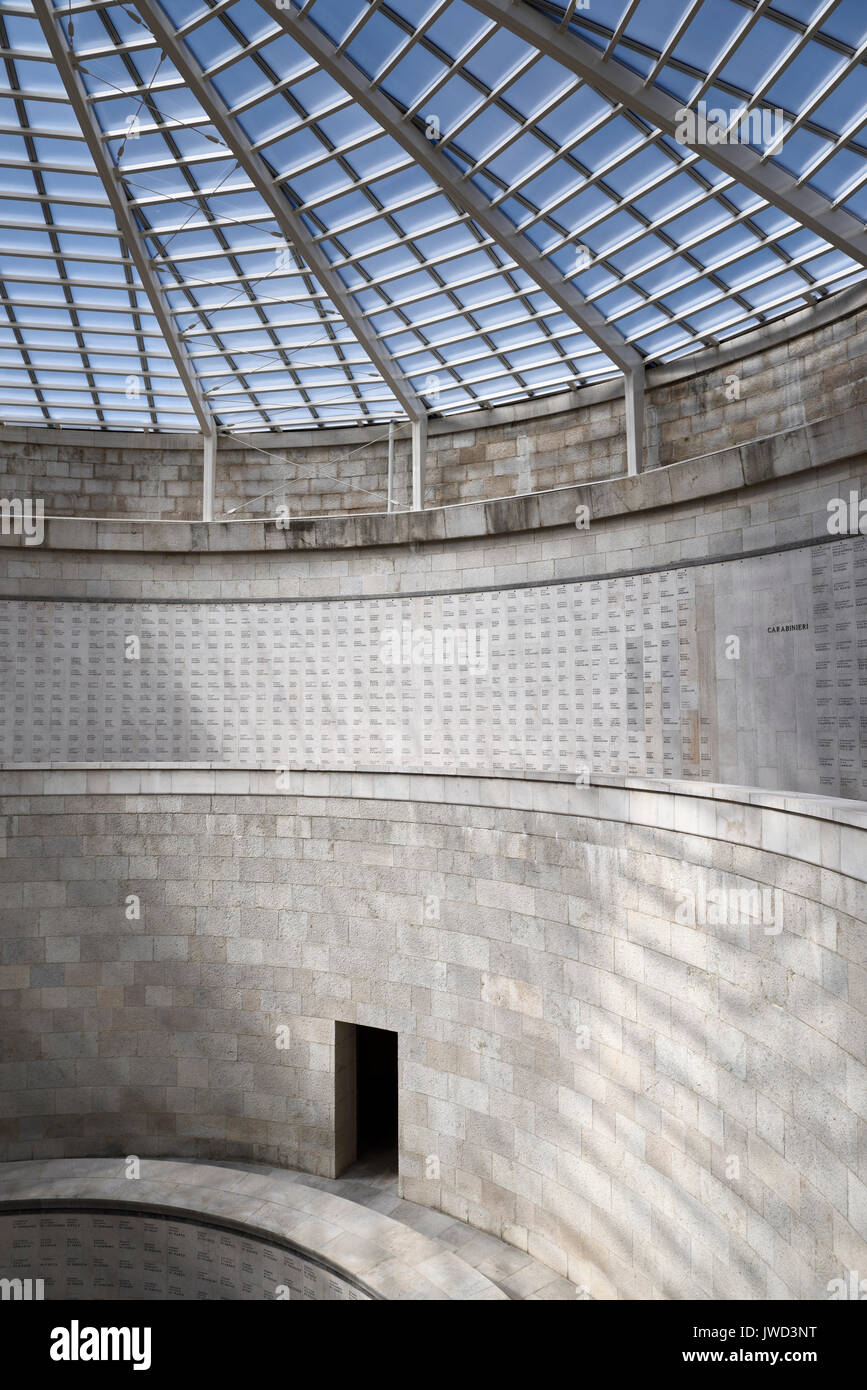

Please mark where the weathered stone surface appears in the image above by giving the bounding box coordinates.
[0,774,864,1301]
[1,285,864,518]
[0,1158,509,1300]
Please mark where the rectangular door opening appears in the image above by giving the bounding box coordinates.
[356,1024,398,1165]
[333,1022,399,1177]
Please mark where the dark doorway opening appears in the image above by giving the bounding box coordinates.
[355,1024,398,1166]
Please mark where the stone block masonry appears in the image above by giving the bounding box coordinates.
[1,771,864,1301]
[0,284,864,518]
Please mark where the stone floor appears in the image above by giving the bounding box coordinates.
[209,1155,585,1300]
[0,1157,510,1300]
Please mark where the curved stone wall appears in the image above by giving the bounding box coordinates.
[0,283,864,518]
[3,399,864,592]
[2,530,865,797]
[1,771,865,1300]
[3,421,866,798]
[1,288,865,1306]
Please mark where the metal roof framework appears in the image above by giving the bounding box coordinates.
[0,0,862,445]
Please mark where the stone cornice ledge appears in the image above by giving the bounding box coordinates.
[2,768,864,889]
[5,403,864,555]
[0,1159,507,1301]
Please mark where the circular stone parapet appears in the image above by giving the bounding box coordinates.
[0,1158,507,1300]
[2,395,864,555]
[3,437,867,801]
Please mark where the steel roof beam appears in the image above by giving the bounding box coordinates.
[471,0,867,268]
[240,0,644,467]
[271,1,642,377]
[30,0,216,438]
[136,0,425,425]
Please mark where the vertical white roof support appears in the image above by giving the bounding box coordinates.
[387,419,396,514]
[202,432,217,522]
[412,416,428,512]
[625,366,645,476]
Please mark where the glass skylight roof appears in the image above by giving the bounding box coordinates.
[0,0,864,432]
